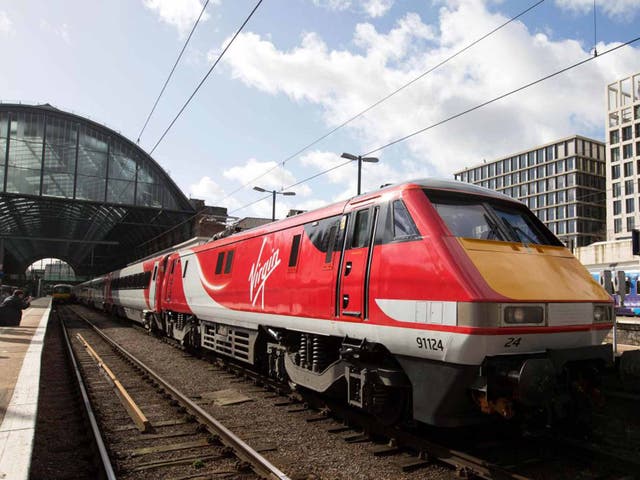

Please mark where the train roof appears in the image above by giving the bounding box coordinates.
[182,178,522,254]
[408,178,522,203]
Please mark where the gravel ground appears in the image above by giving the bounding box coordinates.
[72,305,457,480]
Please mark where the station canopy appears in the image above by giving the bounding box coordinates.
[0,104,197,277]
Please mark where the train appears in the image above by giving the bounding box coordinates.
[75,178,616,427]
[590,269,640,316]
[51,284,74,304]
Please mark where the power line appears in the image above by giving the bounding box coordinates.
[215,0,546,203]
[229,34,640,218]
[149,0,264,155]
[137,0,211,144]
[229,159,352,214]
[362,35,640,157]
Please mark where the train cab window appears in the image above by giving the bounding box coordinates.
[288,235,301,267]
[224,250,235,274]
[427,191,561,246]
[352,210,370,248]
[183,260,189,278]
[145,271,152,285]
[393,200,419,239]
[215,252,225,274]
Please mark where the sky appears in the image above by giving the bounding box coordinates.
[2,0,640,220]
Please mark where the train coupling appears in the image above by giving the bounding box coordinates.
[472,358,555,418]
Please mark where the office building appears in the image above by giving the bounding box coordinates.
[454,135,606,249]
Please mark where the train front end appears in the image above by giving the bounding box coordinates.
[401,181,614,425]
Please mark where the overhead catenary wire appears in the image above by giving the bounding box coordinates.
[149,0,264,155]
[362,35,640,158]
[215,0,547,203]
[229,34,640,217]
[137,0,211,144]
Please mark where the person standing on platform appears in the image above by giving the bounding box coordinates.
[0,290,31,326]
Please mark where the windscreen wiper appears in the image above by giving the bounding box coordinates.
[501,217,538,245]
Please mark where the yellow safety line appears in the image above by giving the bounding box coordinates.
[76,333,152,433]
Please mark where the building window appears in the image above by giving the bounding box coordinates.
[567,204,575,218]
[610,130,620,144]
[615,218,622,233]
[626,179,635,195]
[623,143,634,159]
[623,108,633,123]
[624,161,634,177]
[628,216,636,232]
[611,147,620,162]
[627,198,635,213]
[612,164,621,179]
[613,200,622,215]
[623,126,633,141]
[613,182,621,197]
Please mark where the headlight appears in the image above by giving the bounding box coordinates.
[593,305,613,323]
[504,306,544,325]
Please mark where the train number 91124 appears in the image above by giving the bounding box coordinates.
[416,337,444,351]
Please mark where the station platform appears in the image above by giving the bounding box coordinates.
[0,297,51,480]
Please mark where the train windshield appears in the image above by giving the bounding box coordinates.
[53,285,71,294]
[426,192,562,246]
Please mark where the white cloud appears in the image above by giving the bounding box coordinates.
[0,11,13,35]
[362,0,394,18]
[556,0,640,19]
[220,0,640,178]
[312,0,351,12]
[313,0,394,18]
[220,158,314,218]
[40,20,70,44]
[143,0,213,37]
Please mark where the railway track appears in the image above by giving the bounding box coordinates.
[30,309,115,480]
[64,305,640,479]
[59,306,290,480]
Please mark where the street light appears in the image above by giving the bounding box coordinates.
[253,186,296,221]
[341,152,379,195]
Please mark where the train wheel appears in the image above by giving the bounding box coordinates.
[369,381,410,426]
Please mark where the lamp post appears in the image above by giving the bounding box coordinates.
[341,152,379,195]
[253,186,296,221]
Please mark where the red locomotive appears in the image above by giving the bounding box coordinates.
[75,179,615,426]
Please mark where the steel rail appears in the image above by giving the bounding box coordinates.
[60,316,117,480]
[66,307,291,480]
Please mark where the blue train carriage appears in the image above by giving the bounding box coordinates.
[590,269,640,316]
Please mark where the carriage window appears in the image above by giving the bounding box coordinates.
[393,200,419,239]
[215,252,225,274]
[152,265,158,281]
[182,260,189,278]
[289,235,301,267]
[352,210,370,248]
[224,250,235,274]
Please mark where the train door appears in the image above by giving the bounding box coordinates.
[149,261,160,310]
[164,257,177,304]
[337,206,379,320]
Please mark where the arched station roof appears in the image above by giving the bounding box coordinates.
[0,103,196,277]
